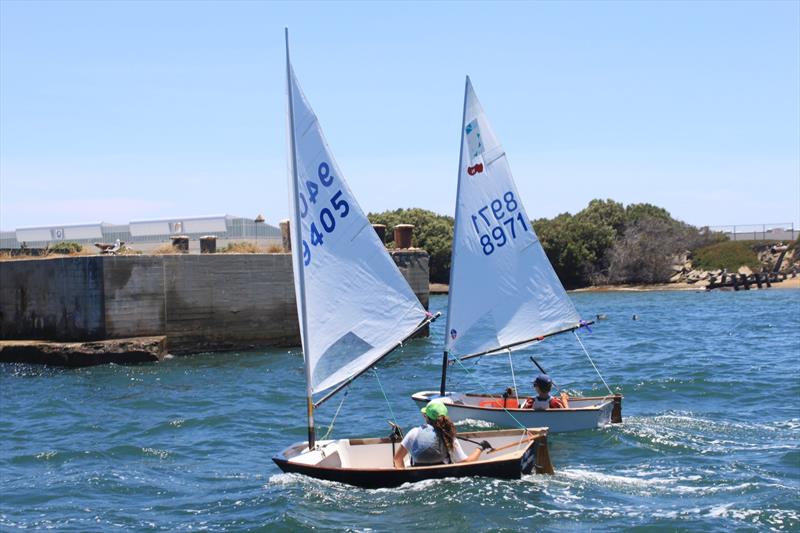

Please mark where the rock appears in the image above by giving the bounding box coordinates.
[0,336,167,367]
[670,272,683,283]
[671,264,684,272]
[738,266,753,276]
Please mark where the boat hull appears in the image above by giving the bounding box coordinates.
[273,428,552,489]
[411,391,622,433]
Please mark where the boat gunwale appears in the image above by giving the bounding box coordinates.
[274,429,547,472]
[411,391,621,414]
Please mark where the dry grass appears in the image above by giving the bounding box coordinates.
[265,244,285,253]
[117,246,143,255]
[0,249,54,261]
[220,242,265,254]
[152,243,182,255]
[67,248,94,256]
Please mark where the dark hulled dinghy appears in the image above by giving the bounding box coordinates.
[274,428,552,489]
[412,77,622,433]
[274,31,553,488]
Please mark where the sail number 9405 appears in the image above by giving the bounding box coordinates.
[299,161,350,266]
[470,191,529,256]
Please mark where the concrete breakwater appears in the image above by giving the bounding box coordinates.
[0,251,429,357]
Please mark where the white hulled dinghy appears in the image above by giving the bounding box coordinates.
[273,33,553,489]
[411,77,622,433]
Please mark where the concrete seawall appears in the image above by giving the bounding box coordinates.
[0,251,429,355]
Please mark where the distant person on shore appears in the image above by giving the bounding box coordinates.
[393,400,488,468]
[522,374,565,410]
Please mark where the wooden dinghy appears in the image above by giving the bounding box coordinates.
[412,391,622,433]
[274,428,552,489]
[275,32,554,489]
[412,77,623,433]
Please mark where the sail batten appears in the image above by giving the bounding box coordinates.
[445,77,582,359]
[287,62,428,397]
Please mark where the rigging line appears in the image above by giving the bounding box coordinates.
[372,368,398,427]
[453,355,527,431]
[448,356,476,393]
[320,387,349,441]
[573,330,614,397]
[452,356,511,401]
[507,348,519,405]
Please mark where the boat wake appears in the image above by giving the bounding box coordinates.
[617,412,799,455]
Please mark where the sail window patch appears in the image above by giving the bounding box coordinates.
[313,331,374,389]
[465,119,485,159]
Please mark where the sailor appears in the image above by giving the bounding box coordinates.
[522,374,564,410]
[393,400,489,469]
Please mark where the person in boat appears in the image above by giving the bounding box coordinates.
[522,374,564,410]
[393,400,489,469]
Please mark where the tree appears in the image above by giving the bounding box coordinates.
[534,212,617,289]
[607,217,678,284]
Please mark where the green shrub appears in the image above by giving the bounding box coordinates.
[48,241,82,254]
[692,241,761,271]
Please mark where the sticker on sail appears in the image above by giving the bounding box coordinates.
[467,163,484,175]
[465,120,484,159]
[450,329,458,340]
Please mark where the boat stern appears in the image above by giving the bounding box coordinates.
[611,394,623,423]
[520,429,554,475]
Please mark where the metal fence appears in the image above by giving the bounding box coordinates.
[707,223,796,242]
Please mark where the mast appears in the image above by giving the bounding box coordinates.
[440,76,470,396]
[285,28,315,450]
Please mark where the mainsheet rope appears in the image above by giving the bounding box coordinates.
[372,368,399,428]
[320,386,349,441]
[320,366,403,442]
[573,330,614,396]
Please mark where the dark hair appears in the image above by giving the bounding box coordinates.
[428,415,456,451]
[536,380,553,394]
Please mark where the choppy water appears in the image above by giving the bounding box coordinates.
[1,290,798,532]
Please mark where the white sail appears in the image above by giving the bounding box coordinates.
[287,64,428,395]
[445,77,582,358]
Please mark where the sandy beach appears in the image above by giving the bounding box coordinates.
[430,277,799,294]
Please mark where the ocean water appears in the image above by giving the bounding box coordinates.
[1,290,798,532]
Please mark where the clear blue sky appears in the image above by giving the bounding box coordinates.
[1,0,798,231]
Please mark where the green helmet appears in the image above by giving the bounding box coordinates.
[421,400,448,420]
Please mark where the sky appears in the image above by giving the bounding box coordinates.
[1,0,798,232]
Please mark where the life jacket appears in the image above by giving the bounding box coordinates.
[410,424,451,466]
[532,395,553,410]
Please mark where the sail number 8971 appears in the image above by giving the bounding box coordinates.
[299,161,350,266]
[470,191,529,256]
